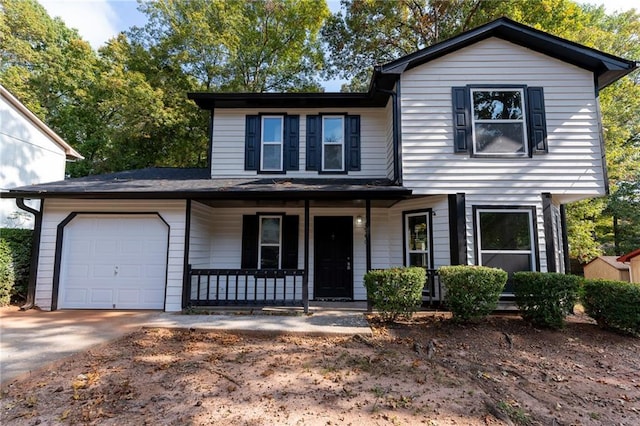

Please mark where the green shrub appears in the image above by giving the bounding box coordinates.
[582,279,640,336]
[0,239,15,306]
[364,267,425,322]
[0,228,32,303]
[439,265,507,322]
[513,272,582,329]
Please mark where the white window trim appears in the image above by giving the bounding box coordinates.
[405,212,430,268]
[476,208,536,272]
[258,215,282,269]
[470,88,528,156]
[321,115,345,172]
[260,116,284,171]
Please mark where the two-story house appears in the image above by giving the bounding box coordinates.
[3,18,636,312]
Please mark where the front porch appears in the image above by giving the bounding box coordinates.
[186,266,444,313]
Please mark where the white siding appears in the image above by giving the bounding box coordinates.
[384,98,395,179]
[211,108,390,179]
[35,199,187,312]
[1,96,67,228]
[189,201,214,268]
[400,37,605,204]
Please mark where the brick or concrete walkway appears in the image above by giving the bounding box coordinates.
[0,303,371,385]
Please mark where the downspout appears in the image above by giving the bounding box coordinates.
[377,81,402,184]
[15,198,43,310]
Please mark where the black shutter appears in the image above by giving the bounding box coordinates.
[452,87,471,153]
[241,215,259,268]
[306,115,321,171]
[527,87,548,154]
[346,115,361,171]
[245,115,260,170]
[284,115,299,171]
[282,215,299,269]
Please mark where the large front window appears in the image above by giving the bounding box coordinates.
[261,116,283,171]
[259,216,281,269]
[405,211,431,268]
[471,89,527,156]
[322,116,344,171]
[476,208,536,291]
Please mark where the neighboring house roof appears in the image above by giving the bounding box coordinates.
[617,249,640,263]
[1,167,412,202]
[378,17,638,90]
[189,17,638,110]
[0,85,83,160]
[586,256,630,271]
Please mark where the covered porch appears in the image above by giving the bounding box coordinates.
[181,179,449,313]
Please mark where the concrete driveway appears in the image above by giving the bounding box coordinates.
[0,307,159,385]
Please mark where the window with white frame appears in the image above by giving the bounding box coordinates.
[476,209,536,284]
[471,88,528,156]
[259,215,282,269]
[261,116,284,171]
[322,116,344,171]
[405,211,430,268]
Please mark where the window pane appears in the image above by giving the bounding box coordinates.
[260,218,280,244]
[480,212,531,250]
[408,215,428,251]
[260,246,279,269]
[482,253,532,293]
[324,145,343,170]
[409,253,428,267]
[475,123,525,154]
[262,144,281,170]
[323,117,343,143]
[473,91,523,120]
[263,117,282,142]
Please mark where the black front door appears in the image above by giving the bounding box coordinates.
[314,216,353,299]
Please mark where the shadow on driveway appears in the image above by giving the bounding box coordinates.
[0,307,159,385]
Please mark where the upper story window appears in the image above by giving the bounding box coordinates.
[306,114,360,174]
[322,116,345,171]
[245,115,299,173]
[452,86,548,157]
[471,89,527,156]
[261,116,284,171]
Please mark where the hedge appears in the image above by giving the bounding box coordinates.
[364,267,425,322]
[439,265,507,322]
[0,239,15,306]
[582,279,640,337]
[513,272,582,329]
[0,228,33,303]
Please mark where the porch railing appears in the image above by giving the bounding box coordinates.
[423,269,444,307]
[187,266,305,307]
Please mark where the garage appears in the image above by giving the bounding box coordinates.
[57,214,169,309]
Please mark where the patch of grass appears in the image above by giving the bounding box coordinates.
[497,400,532,426]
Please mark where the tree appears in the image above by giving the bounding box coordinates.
[131,0,330,92]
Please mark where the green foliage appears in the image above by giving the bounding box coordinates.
[0,239,15,306]
[439,265,507,322]
[513,272,582,329]
[364,267,425,322]
[0,228,32,303]
[582,279,640,336]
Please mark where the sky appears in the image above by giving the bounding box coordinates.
[38,0,638,91]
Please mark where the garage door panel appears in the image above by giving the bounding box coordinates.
[59,215,168,310]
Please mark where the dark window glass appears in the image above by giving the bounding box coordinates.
[480,212,531,250]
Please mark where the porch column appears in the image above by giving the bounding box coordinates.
[303,199,310,314]
[365,199,372,311]
[542,193,557,273]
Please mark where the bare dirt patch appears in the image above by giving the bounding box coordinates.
[1,312,639,425]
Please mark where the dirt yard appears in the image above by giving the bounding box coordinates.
[1,311,639,425]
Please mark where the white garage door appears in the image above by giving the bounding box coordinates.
[58,215,169,309]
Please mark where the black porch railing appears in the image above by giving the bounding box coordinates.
[423,269,444,307]
[188,266,305,306]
